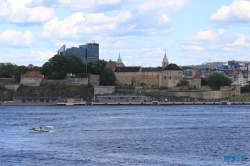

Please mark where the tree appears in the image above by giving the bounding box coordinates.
[13,66,28,80]
[201,77,208,86]
[0,63,28,81]
[90,60,107,75]
[41,62,52,77]
[100,68,116,85]
[41,55,86,79]
[176,79,188,87]
[207,72,232,90]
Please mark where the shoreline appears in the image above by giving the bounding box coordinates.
[1,101,250,106]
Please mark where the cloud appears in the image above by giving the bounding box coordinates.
[0,50,55,66]
[211,0,250,25]
[39,12,130,39]
[39,12,85,39]
[137,0,189,14]
[229,34,250,47]
[0,0,54,24]
[182,45,204,51]
[187,28,225,41]
[26,0,121,12]
[35,0,188,40]
[0,30,34,47]
[39,0,186,41]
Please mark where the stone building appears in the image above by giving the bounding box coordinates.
[20,71,44,86]
[105,53,125,71]
[113,53,183,88]
[188,74,201,88]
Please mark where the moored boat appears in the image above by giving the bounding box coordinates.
[220,101,231,105]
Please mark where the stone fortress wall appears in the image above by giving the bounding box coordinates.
[20,78,43,86]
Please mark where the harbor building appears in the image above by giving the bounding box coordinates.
[57,41,99,64]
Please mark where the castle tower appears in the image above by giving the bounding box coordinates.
[162,52,169,68]
[116,52,125,67]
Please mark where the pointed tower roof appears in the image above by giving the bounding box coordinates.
[117,52,123,63]
[231,81,241,86]
[162,52,168,63]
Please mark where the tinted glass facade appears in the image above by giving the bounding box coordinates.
[58,43,99,64]
[57,45,65,56]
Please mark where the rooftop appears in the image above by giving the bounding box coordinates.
[114,67,141,72]
[163,64,182,71]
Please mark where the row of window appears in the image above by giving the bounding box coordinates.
[164,76,182,80]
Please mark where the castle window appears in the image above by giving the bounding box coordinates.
[169,76,171,79]
[164,76,166,79]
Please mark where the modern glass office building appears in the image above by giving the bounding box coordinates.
[57,42,99,64]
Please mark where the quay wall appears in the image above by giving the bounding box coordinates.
[142,89,234,99]
[5,85,20,91]
[94,86,115,95]
[42,78,88,85]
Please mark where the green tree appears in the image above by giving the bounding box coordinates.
[176,79,188,87]
[207,72,232,90]
[71,56,85,73]
[41,55,86,79]
[241,85,250,93]
[48,55,68,74]
[201,77,208,86]
[90,60,107,75]
[100,68,116,85]
[50,72,65,79]
[41,62,52,77]
[86,62,94,74]
[0,63,28,80]
[13,66,28,80]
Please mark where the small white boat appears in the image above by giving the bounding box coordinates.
[29,126,54,132]
[29,128,49,132]
[220,101,231,105]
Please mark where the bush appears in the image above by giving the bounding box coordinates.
[17,84,28,91]
[41,83,74,91]
[159,86,168,90]
[241,86,250,93]
[84,84,94,94]
[0,86,7,91]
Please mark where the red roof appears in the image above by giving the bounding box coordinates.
[193,74,201,79]
[22,71,43,77]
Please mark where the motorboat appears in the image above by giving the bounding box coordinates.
[29,126,54,132]
[29,127,49,132]
[220,101,231,105]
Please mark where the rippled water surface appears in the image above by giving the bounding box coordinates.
[1,105,250,166]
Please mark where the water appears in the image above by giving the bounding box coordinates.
[0,105,250,166]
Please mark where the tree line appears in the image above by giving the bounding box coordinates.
[0,55,116,86]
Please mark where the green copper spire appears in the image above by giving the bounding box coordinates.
[117,52,123,63]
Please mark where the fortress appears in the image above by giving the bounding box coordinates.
[106,53,183,87]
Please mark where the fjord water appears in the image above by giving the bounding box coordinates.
[0,105,249,166]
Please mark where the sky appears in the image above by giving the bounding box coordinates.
[0,0,250,67]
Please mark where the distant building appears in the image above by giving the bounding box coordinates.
[57,41,99,64]
[27,64,34,69]
[183,69,195,78]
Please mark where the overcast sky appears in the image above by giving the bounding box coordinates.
[0,0,250,67]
